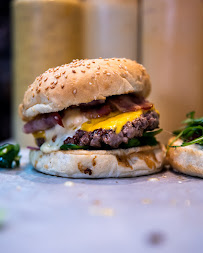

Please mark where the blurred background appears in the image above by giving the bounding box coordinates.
[0,0,203,146]
[0,1,11,141]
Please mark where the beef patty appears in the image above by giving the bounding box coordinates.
[63,111,159,148]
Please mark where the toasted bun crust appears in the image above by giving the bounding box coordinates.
[30,144,165,178]
[19,58,151,121]
[167,137,203,178]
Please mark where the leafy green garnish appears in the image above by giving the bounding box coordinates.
[0,144,21,168]
[139,136,158,146]
[143,128,162,137]
[121,138,141,148]
[60,143,89,150]
[186,111,195,119]
[168,111,203,148]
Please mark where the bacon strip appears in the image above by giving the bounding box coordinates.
[23,112,64,134]
[108,94,153,113]
[81,104,112,119]
[24,95,153,133]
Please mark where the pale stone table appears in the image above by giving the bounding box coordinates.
[0,149,203,253]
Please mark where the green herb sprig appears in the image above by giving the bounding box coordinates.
[168,111,203,149]
[0,144,21,168]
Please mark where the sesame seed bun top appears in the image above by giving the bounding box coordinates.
[19,58,151,121]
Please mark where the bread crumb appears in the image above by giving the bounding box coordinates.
[64,181,74,187]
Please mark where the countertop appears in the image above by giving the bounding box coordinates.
[0,149,203,253]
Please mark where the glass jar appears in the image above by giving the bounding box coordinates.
[12,0,83,146]
[82,0,139,60]
[142,0,203,143]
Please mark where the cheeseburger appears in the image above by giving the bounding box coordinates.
[19,58,165,178]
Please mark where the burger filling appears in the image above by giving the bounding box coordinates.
[23,93,161,153]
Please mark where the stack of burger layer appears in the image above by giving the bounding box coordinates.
[19,58,165,178]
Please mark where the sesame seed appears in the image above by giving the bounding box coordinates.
[72,70,76,73]
[32,94,34,98]
[72,89,77,94]
[87,62,90,66]
[50,86,55,89]
[96,72,100,75]
[97,66,100,70]
[64,75,68,79]
[103,70,107,74]
[104,59,109,61]
[121,73,127,78]
[89,82,92,85]
[117,59,120,61]
[61,84,64,89]
[39,82,42,86]
[91,75,95,79]
[81,70,86,73]
[36,89,40,93]
[99,57,102,59]
[51,81,54,85]
[123,59,126,62]
[62,71,66,74]
[106,73,111,76]
[124,66,127,70]
[44,77,48,81]
[45,87,49,90]
[31,88,33,91]
[92,61,95,63]
[55,73,61,78]
[119,64,123,69]
[54,80,58,85]
[86,66,90,69]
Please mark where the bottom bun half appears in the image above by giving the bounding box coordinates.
[167,137,203,178]
[30,144,166,178]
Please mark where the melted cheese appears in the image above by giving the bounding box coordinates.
[81,110,143,134]
[40,108,88,153]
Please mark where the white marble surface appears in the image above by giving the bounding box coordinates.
[0,149,203,253]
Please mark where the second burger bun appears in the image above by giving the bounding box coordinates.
[19,58,151,121]
[30,144,165,178]
[167,137,203,178]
